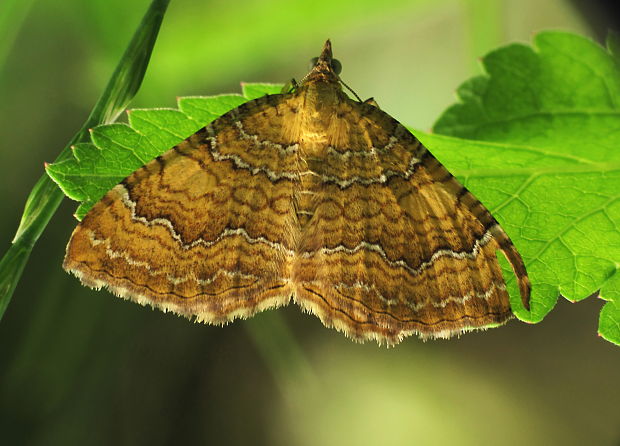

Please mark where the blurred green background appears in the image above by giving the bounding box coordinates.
[1,0,619,445]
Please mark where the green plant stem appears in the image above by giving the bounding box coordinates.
[0,0,170,322]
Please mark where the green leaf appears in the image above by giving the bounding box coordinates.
[178,94,246,122]
[599,271,620,343]
[242,82,284,99]
[0,0,169,323]
[48,31,620,346]
[431,30,620,343]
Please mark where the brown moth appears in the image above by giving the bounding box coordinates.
[64,40,530,345]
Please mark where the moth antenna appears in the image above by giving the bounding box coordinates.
[338,77,362,102]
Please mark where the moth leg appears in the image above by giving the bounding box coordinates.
[281,78,298,93]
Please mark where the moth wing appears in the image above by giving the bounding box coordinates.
[292,102,530,344]
[64,95,301,323]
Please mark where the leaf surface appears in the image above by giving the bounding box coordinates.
[432,31,620,341]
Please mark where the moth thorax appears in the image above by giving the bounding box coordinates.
[300,81,343,111]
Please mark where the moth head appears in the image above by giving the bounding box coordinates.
[308,49,342,75]
[302,39,342,86]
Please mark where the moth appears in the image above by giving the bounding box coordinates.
[64,40,530,345]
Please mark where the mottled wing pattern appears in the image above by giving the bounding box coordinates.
[64,95,301,323]
[292,101,530,344]
[65,85,529,344]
